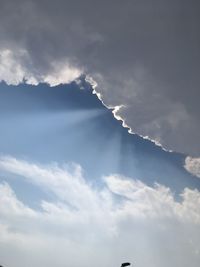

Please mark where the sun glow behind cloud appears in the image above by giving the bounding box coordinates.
[0,82,199,191]
[0,82,200,267]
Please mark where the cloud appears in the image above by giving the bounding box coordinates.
[0,49,36,85]
[0,49,82,86]
[0,156,200,267]
[0,181,35,215]
[0,0,199,155]
[0,156,100,211]
[184,157,200,178]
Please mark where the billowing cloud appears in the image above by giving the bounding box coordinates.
[0,49,82,85]
[184,157,200,178]
[0,156,200,267]
[0,0,199,155]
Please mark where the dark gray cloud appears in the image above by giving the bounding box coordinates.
[0,0,199,155]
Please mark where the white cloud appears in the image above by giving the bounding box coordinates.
[184,157,200,178]
[0,156,102,211]
[0,182,36,217]
[0,49,35,85]
[43,61,82,86]
[0,49,82,86]
[0,156,200,267]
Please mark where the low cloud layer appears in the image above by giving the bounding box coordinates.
[0,0,199,155]
[0,156,200,267]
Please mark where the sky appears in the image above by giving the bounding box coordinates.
[0,1,200,267]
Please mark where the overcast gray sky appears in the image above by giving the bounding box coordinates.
[0,0,199,155]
